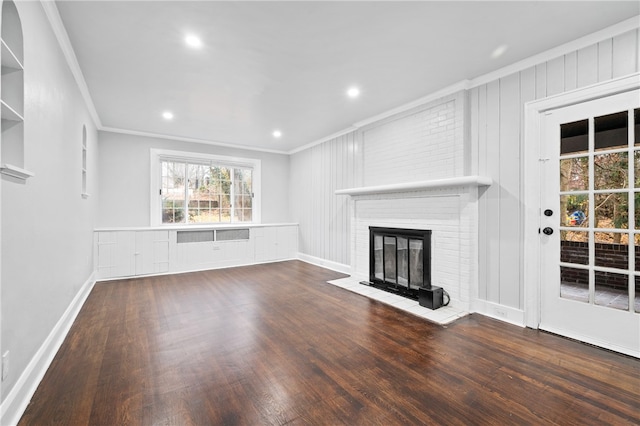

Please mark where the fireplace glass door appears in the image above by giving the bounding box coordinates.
[370,227,431,292]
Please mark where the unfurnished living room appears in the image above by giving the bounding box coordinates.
[1,1,640,425]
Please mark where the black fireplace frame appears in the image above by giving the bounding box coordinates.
[366,226,432,300]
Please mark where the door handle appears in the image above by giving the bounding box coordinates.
[543,227,554,235]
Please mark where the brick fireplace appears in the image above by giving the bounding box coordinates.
[337,177,491,313]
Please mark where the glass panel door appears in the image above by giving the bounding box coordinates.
[540,90,640,358]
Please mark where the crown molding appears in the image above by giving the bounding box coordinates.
[470,15,640,89]
[353,80,472,129]
[100,127,290,155]
[288,126,358,155]
[41,1,102,128]
[41,1,639,156]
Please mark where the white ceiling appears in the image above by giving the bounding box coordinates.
[55,1,640,153]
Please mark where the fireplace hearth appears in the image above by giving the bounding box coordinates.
[361,226,444,309]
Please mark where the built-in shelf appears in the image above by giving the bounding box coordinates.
[1,99,23,121]
[1,38,23,70]
[1,163,34,180]
[335,176,492,196]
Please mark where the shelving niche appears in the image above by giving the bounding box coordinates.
[1,0,32,181]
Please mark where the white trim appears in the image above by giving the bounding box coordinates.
[288,126,358,155]
[541,324,640,359]
[472,299,526,328]
[149,148,262,227]
[354,80,472,128]
[470,15,640,89]
[523,73,640,329]
[40,0,101,128]
[102,126,289,155]
[94,222,298,232]
[0,272,96,426]
[0,164,34,180]
[298,253,351,275]
[335,176,492,196]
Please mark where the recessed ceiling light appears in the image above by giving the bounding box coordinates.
[185,34,202,49]
[272,130,282,138]
[162,111,174,120]
[491,44,508,59]
[347,86,360,98]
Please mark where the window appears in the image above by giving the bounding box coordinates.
[151,149,260,226]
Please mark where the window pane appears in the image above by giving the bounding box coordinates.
[635,275,640,313]
[161,161,186,224]
[561,119,588,155]
[220,208,231,223]
[560,266,588,303]
[595,111,628,151]
[561,231,588,265]
[595,270,629,311]
[560,195,588,227]
[594,193,628,229]
[636,234,640,272]
[635,152,640,188]
[560,157,588,191]
[635,108,639,146]
[595,232,628,269]
[594,152,628,190]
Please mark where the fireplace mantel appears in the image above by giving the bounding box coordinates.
[335,176,492,197]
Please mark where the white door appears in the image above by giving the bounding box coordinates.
[540,89,640,358]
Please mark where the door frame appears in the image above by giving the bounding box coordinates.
[523,72,640,329]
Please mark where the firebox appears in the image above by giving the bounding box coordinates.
[361,226,443,309]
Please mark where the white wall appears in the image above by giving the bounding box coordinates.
[97,131,291,227]
[1,0,98,406]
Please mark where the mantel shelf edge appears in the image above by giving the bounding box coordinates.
[335,176,492,196]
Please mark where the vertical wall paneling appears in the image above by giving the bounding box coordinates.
[475,86,489,301]
[290,131,355,266]
[577,44,599,88]
[564,51,578,91]
[485,80,501,303]
[498,73,521,307]
[519,67,536,308]
[598,38,614,82]
[535,63,547,99]
[469,89,479,176]
[612,29,638,78]
[546,56,565,96]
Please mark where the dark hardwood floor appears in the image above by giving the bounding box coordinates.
[19,260,640,425]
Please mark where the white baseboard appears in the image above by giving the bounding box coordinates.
[297,253,351,275]
[0,272,96,426]
[540,324,640,358]
[472,299,525,327]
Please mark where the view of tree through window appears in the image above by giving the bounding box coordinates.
[161,160,252,224]
[560,110,640,245]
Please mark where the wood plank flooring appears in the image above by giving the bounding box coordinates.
[19,261,640,425]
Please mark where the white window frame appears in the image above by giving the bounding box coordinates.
[150,148,261,226]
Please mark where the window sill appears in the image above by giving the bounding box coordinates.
[95,223,299,232]
[1,164,34,181]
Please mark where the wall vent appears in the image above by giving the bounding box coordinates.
[216,229,250,241]
[177,230,214,244]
